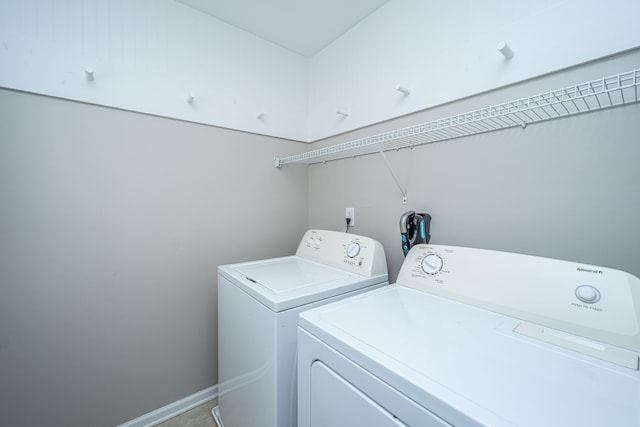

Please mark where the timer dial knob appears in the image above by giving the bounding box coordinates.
[421,254,443,275]
[347,242,361,258]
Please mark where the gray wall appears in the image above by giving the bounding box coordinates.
[0,89,308,426]
[1,48,638,427]
[308,49,640,282]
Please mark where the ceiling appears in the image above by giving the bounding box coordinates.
[176,0,390,57]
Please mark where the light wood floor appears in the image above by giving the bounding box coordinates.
[155,399,218,427]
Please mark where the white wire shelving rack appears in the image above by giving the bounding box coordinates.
[274,69,640,168]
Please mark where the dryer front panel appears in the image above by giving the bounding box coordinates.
[310,361,407,427]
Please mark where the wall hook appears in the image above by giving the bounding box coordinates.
[336,110,349,117]
[396,85,411,96]
[187,94,195,104]
[257,112,265,119]
[85,68,95,81]
[497,42,514,59]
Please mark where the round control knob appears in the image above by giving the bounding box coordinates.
[421,254,443,275]
[347,242,361,258]
[575,285,601,304]
[314,239,321,248]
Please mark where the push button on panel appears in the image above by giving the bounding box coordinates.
[575,285,601,304]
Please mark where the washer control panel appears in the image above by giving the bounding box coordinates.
[297,230,387,278]
[398,244,640,352]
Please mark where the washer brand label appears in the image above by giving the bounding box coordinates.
[577,267,603,275]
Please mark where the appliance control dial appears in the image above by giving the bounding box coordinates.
[347,242,361,258]
[421,254,443,275]
[575,285,601,304]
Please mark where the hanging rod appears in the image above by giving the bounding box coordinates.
[274,69,640,167]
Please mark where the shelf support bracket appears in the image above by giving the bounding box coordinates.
[377,145,407,205]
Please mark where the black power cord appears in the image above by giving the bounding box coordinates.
[345,217,352,233]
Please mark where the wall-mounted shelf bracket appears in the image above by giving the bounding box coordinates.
[377,145,408,205]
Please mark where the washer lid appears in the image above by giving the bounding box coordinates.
[219,256,385,312]
[299,286,640,427]
[236,258,347,292]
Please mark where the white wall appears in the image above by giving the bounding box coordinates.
[2,0,638,143]
[0,0,309,141]
[0,88,308,426]
[307,49,640,282]
[307,0,640,140]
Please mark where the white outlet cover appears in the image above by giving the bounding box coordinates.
[346,208,355,226]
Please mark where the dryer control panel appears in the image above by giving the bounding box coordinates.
[399,244,640,354]
[296,230,387,278]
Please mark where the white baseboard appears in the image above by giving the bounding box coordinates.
[118,384,218,427]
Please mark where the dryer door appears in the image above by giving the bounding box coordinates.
[311,361,406,427]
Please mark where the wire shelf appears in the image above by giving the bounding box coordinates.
[274,69,640,167]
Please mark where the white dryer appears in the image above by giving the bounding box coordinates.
[213,229,388,427]
[298,244,640,426]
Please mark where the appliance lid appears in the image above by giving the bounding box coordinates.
[299,285,640,427]
[235,257,348,292]
[220,256,386,312]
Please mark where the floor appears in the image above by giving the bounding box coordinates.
[155,399,218,427]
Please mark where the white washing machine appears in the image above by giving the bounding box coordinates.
[213,229,388,427]
[298,244,640,426]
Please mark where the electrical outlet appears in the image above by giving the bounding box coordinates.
[345,208,355,226]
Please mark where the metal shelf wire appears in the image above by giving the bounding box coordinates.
[274,69,640,167]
